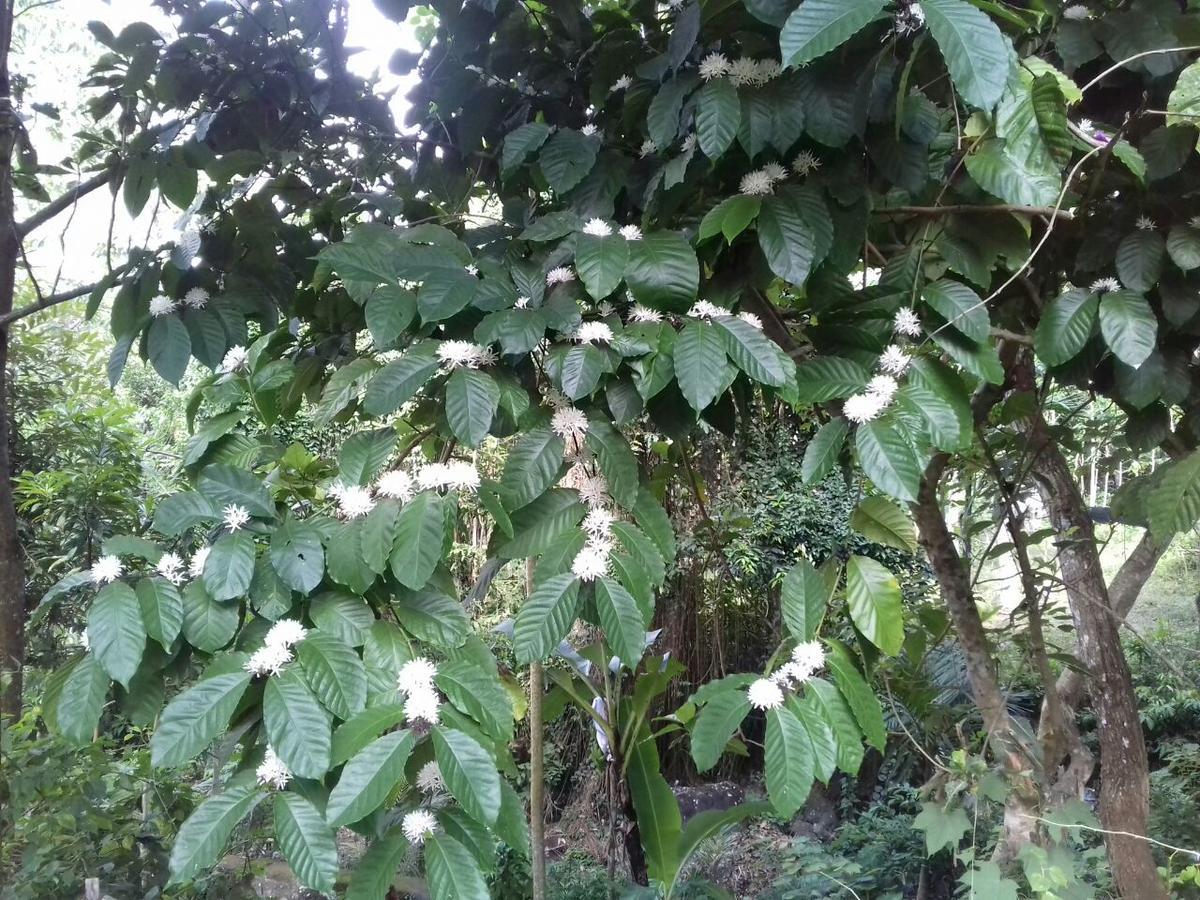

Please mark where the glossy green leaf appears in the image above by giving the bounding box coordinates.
[855,420,923,503]
[801,418,848,484]
[501,426,566,511]
[712,314,792,387]
[696,79,740,159]
[1116,230,1165,293]
[674,321,728,412]
[168,774,263,885]
[764,705,814,817]
[846,555,903,655]
[426,833,489,900]
[585,418,640,508]
[826,640,886,750]
[1034,289,1097,366]
[203,531,255,601]
[389,491,448,589]
[299,631,368,721]
[596,576,646,668]
[264,667,332,779]
[513,572,581,664]
[624,231,699,312]
[922,0,1013,110]
[575,232,628,300]
[152,669,251,767]
[326,730,416,827]
[274,792,338,895]
[446,368,500,448]
[345,829,408,900]
[781,556,835,641]
[432,726,502,826]
[780,0,887,67]
[850,496,918,552]
[54,654,110,745]
[691,689,751,772]
[87,581,145,688]
[363,346,440,416]
[1099,290,1157,368]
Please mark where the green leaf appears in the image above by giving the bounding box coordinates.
[1167,225,1200,272]
[203,531,255,601]
[264,668,332,779]
[87,581,146,688]
[1167,59,1200,128]
[270,519,325,594]
[780,0,887,68]
[696,79,740,159]
[781,557,835,641]
[497,489,586,559]
[585,419,640,509]
[365,285,416,348]
[647,76,696,149]
[712,315,792,387]
[922,279,988,343]
[764,705,814,817]
[513,572,581,664]
[1034,289,1097,366]
[699,195,761,244]
[389,491,448,589]
[793,357,868,403]
[395,589,470,650]
[502,122,553,174]
[198,464,274,517]
[675,803,772,890]
[845,555,904,655]
[345,830,408,900]
[339,429,397,485]
[168,774,263,885]
[758,195,816,286]
[310,594,374,646]
[801,418,848,484]
[913,801,971,855]
[153,491,219,535]
[808,677,864,775]
[417,268,478,323]
[147,316,192,386]
[361,501,401,575]
[539,129,598,194]
[921,0,1013,110]
[855,420,923,503]
[331,704,407,767]
[326,730,416,827]
[626,728,683,886]
[363,345,440,416]
[1148,450,1200,538]
[596,576,646,668]
[446,368,500,448]
[634,489,677,564]
[794,695,837,783]
[426,833,490,900]
[1116,230,1165,293]
[299,632,368,721]
[964,139,1060,207]
[691,690,751,772]
[674,321,728,412]
[850,496,917,552]
[625,231,699,312]
[433,727,502,826]
[826,640,886,750]
[436,659,514,743]
[274,792,338,895]
[575,233,629,300]
[136,576,184,650]
[1099,290,1157,368]
[54,654,110,745]
[152,669,251,767]
[182,581,239,651]
[501,426,565,511]
[558,343,606,399]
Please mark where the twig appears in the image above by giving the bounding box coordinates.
[0,264,132,327]
[1017,814,1200,857]
[16,168,113,238]
[875,204,1073,219]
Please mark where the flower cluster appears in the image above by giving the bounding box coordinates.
[546,266,576,286]
[1135,215,1157,231]
[184,286,209,310]
[844,374,899,425]
[561,461,609,507]
[90,554,123,585]
[244,618,307,677]
[188,546,210,578]
[398,657,442,728]
[417,460,481,492]
[687,300,728,320]
[628,304,663,324]
[149,295,177,317]
[619,224,642,241]
[1090,277,1121,294]
[436,340,496,369]
[893,307,921,337]
[219,345,250,375]
[376,468,415,501]
[582,218,612,237]
[155,551,185,585]
[793,150,822,176]
[551,406,589,454]
[416,761,445,794]
[223,503,251,531]
[573,321,614,344]
[402,809,439,844]
[892,1,925,35]
[748,640,828,709]
[256,746,291,790]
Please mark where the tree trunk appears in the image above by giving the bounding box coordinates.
[1026,414,1166,900]
[0,0,25,723]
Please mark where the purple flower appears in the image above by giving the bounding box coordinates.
[1093,130,1111,143]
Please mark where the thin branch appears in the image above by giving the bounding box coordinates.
[0,263,131,327]
[874,203,1074,219]
[17,168,112,238]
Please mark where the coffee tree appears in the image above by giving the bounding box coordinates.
[22,0,1200,895]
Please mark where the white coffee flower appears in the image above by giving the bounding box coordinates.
[547,266,576,286]
[762,162,788,183]
[402,809,439,845]
[437,340,491,369]
[756,59,782,82]
[844,391,889,424]
[698,52,731,81]
[894,2,925,34]
[639,139,658,158]
[551,407,590,444]
[1077,118,1095,134]
[183,286,209,310]
[597,302,615,317]
[729,57,763,86]
[582,506,615,539]
[583,218,613,237]
[611,75,633,92]
[619,224,643,241]
[680,133,697,154]
[464,264,479,276]
[223,504,251,532]
[336,485,376,519]
[155,552,185,584]
[688,300,728,320]
[515,295,530,309]
[398,657,439,696]
[188,546,211,578]
[90,554,123,585]
[866,375,899,402]
[747,677,785,710]
[265,618,307,649]
[793,150,822,175]
[416,761,444,793]
[1189,216,1200,230]
[576,474,609,508]
[256,747,291,790]
[1063,4,1090,20]
[1135,215,1157,231]
[878,344,911,376]
[581,123,599,137]
[219,345,250,374]
[629,304,663,323]
[377,469,415,501]
[149,295,176,317]
[739,170,774,196]
[893,307,922,337]
[791,640,826,676]
[574,321,614,343]
[1090,277,1121,294]
[404,685,442,726]
[738,311,763,331]
[244,643,293,677]
[571,543,610,581]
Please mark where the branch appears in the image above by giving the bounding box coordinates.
[874,204,1074,220]
[17,168,113,238]
[0,263,131,328]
